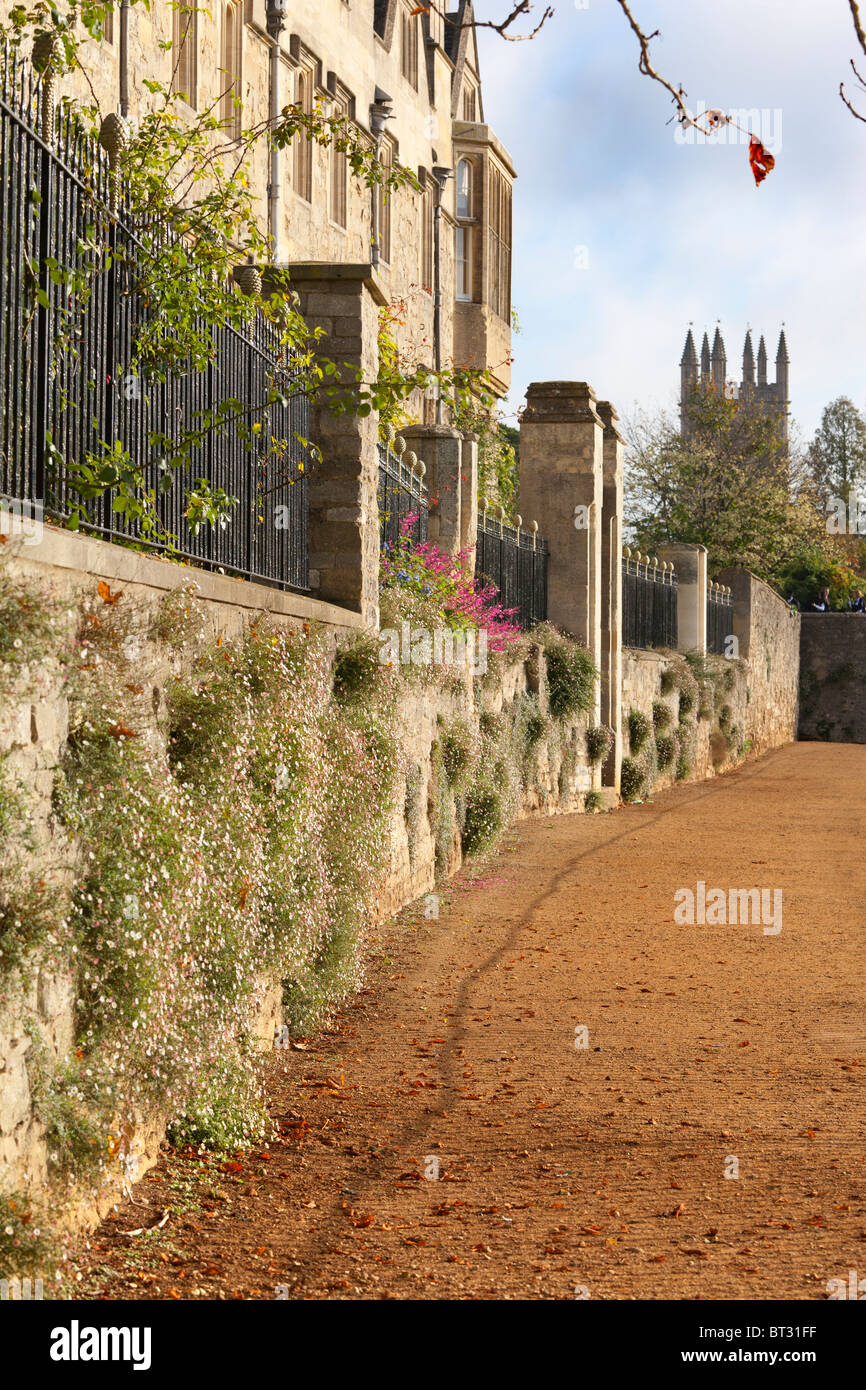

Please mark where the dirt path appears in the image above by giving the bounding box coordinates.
[76,743,866,1300]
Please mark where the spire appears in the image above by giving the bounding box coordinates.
[711,326,726,391]
[680,329,698,366]
[757,334,768,386]
[700,332,711,378]
[776,329,789,363]
[742,330,755,387]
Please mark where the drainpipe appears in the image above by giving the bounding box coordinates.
[266,1,288,261]
[119,0,130,117]
[431,164,452,423]
[369,89,393,269]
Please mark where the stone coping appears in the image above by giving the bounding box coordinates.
[2,525,366,632]
[284,261,388,307]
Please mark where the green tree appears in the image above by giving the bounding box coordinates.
[807,397,866,515]
[625,385,831,591]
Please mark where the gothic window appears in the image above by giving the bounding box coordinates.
[462,84,477,122]
[455,226,471,301]
[376,137,395,264]
[329,94,349,228]
[293,63,315,203]
[488,162,512,321]
[401,5,419,90]
[221,2,243,139]
[455,158,475,302]
[171,4,198,108]
[456,158,473,219]
[419,177,433,291]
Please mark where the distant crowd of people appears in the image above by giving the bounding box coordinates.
[785,587,866,612]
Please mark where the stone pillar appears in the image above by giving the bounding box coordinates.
[460,431,479,573]
[519,382,603,707]
[400,423,464,556]
[658,542,708,655]
[287,263,386,629]
[597,401,623,791]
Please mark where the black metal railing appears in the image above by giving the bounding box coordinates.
[707,582,733,655]
[475,509,548,631]
[622,550,678,649]
[378,441,428,551]
[0,45,309,592]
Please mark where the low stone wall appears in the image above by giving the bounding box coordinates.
[799,614,866,742]
[718,567,801,751]
[621,648,749,798]
[621,572,800,799]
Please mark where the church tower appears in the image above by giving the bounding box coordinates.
[679,323,789,443]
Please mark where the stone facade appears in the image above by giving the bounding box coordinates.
[2,0,514,399]
[798,614,866,743]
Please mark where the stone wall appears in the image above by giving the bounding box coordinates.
[621,648,749,796]
[621,568,800,799]
[798,614,866,742]
[717,567,801,752]
[0,530,594,1247]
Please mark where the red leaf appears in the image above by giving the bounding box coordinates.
[97,579,123,604]
[749,136,775,186]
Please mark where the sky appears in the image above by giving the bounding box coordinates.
[475,0,866,445]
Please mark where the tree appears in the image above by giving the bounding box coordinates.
[625,386,835,592]
[807,397,866,512]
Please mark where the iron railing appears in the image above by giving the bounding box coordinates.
[707,582,733,655]
[622,550,678,649]
[475,508,548,631]
[0,45,310,592]
[377,440,428,551]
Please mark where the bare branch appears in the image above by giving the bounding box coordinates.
[841,58,866,122]
[849,0,866,58]
[425,2,554,43]
[612,0,692,127]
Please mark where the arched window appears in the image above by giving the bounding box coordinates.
[221,2,243,138]
[172,3,198,108]
[456,158,473,220]
[401,4,419,89]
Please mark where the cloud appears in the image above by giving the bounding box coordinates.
[476,0,866,438]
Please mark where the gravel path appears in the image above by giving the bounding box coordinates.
[77,743,866,1300]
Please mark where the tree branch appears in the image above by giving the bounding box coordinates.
[424,2,553,43]
[612,0,692,127]
[849,0,866,57]
[841,55,866,123]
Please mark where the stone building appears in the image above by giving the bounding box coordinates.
[680,325,789,442]
[9,0,514,407]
